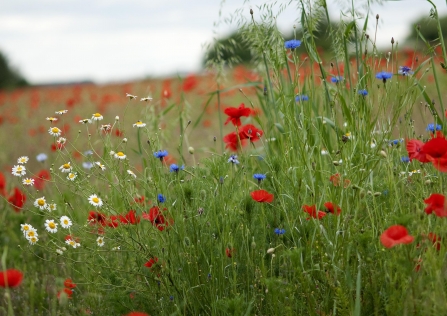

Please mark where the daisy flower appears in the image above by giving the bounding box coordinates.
[44,219,58,233]
[56,248,64,255]
[48,127,62,137]
[140,96,153,102]
[127,170,137,178]
[28,236,39,245]
[57,137,67,145]
[67,172,77,181]
[48,203,57,212]
[12,165,26,177]
[65,239,80,248]
[22,178,34,186]
[79,118,92,124]
[91,113,103,121]
[46,117,58,122]
[321,148,329,155]
[55,110,68,115]
[114,152,126,160]
[25,228,38,240]
[95,162,106,171]
[100,124,111,132]
[20,223,34,236]
[17,156,29,164]
[126,93,137,100]
[59,162,72,173]
[60,216,72,228]
[96,236,105,247]
[133,121,146,128]
[34,197,47,210]
[88,194,103,207]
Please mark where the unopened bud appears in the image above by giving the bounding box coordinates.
[391,37,394,44]
[380,150,387,158]
[122,138,127,143]
[267,248,275,254]
[115,116,119,121]
[250,8,253,15]
[376,14,379,20]
[188,146,194,154]
[373,192,382,196]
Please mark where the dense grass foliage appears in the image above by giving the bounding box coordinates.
[2,1,447,315]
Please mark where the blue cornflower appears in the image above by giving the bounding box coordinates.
[169,164,184,172]
[157,193,166,203]
[401,156,410,163]
[36,153,48,162]
[426,123,442,132]
[82,162,93,170]
[253,173,266,183]
[169,295,174,301]
[84,150,93,156]
[389,139,403,146]
[331,76,343,83]
[228,155,239,164]
[358,89,368,96]
[375,71,393,83]
[154,150,168,160]
[295,94,309,102]
[274,228,286,235]
[398,66,413,76]
[284,39,301,50]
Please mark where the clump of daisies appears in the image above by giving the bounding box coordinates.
[21,223,39,245]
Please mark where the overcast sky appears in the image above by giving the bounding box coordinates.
[1,0,446,84]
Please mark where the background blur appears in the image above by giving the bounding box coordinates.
[1,0,447,85]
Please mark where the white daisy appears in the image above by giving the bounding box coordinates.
[79,118,92,124]
[67,172,77,181]
[12,165,26,177]
[100,124,111,132]
[95,162,106,171]
[46,117,58,122]
[127,170,137,178]
[114,152,126,160]
[91,113,103,121]
[48,127,62,137]
[109,151,115,156]
[65,239,80,248]
[60,216,72,228]
[17,156,29,164]
[25,228,38,240]
[111,246,121,251]
[20,223,34,236]
[320,148,329,155]
[57,137,67,145]
[48,203,57,212]
[44,219,58,233]
[133,121,146,128]
[88,194,103,207]
[96,236,105,247]
[56,248,64,255]
[28,236,39,245]
[22,178,34,186]
[59,162,72,173]
[55,110,68,115]
[140,96,153,102]
[34,197,47,210]
[126,93,137,100]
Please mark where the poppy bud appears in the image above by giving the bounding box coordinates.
[391,37,394,44]
[267,248,275,254]
[380,150,387,158]
[376,14,379,19]
[250,8,253,15]
[188,146,194,154]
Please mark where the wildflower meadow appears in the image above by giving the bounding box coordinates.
[2,0,447,315]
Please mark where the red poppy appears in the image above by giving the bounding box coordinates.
[329,173,350,188]
[134,195,146,205]
[33,169,51,191]
[250,190,274,203]
[57,288,73,299]
[224,103,252,126]
[64,278,76,289]
[0,172,6,196]
[8,187,26,212]
[424,232,442,251]
[0,269,23,288]
[323,202,341,215]
[144,257,158,268]
[238,124,263,142]
[119,210,140,225]
[107,215,120,228]
[424,193,447,217]
[422,134,447,171]
[223,131,246,152]
[125,312,150,316]
[182,74,198,92]
[302,204,326,220]
[51,143,65,151]
[380,225,414,248]
[225,247,235,258]
[88,211,107,226]
[142,206,172,231]
[406,139,428,163]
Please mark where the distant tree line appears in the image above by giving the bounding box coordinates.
[0,51,28,90]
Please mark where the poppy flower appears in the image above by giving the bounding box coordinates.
[223,131,246,152]
[0,269,23,288]
[224,103,252,126]
[119,210,140,225]
[380,225,414,248]
[323,202,341,215]
[225,248,235,258]
[182,74,198,92]
[239,124,263,142]
[64,278,76,289]
[302,204,326,220]
[88,211,107,226]
[424,193,447,217]
[8,187,26,212]
[33,169,51,191]
[144,257,158,268]
[57,287,73,299]
[422,232,442,251]
[0,172,5,196]
[125,312,150,316]
[423,135,447,171]
[250,190,274,203]
[142,206,172,231]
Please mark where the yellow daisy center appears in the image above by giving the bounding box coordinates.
[23,226,30,231]
[28,231,35,237]
[69,174,74,178]
[51,127,59,133]
[30,237,37,242]
[92,197,100,203]
[17,166,23,171]
[69,240,75,246]
[63,163,70,169]
[37,199,45,206]
[93,113,101,117]
[63,220,69,225]
[117,152,125,157]
[49,222,56,229]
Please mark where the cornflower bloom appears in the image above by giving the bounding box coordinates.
[284,39,301,50]
[375,71,393,83]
